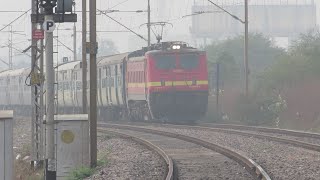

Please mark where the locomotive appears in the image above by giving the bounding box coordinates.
[0,41,209,122]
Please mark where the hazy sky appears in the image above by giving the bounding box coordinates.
[0,0,319,68]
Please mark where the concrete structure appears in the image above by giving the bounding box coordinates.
[55,114,89,180]
[0,111,13,180]
[191,0,316,40]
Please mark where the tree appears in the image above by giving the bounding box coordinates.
[205,34,285,84]
[98,39,119,56]
[77,39,119,58]
[252,30,320,128]
[256,30,320,96]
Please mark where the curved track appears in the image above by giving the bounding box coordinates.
[106,121,320,152]
[164,123,320,152]
[98,129,174,180]
[201,123,320,138]
[99,123,271,180]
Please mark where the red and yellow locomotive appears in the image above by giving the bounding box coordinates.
[125,42,209,122]
[0,41,209,123]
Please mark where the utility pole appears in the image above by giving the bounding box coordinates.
[73,23,77,61]
[244,0,249,97]
[8,25,13,70]
[147,0,151,47]
[30,0,44,169]
[89,0,97,168]
[82,0,87,113]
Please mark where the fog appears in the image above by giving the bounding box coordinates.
[0,0,319,69]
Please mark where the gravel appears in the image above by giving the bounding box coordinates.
[88,135,167,180]
[108,129,254,180]
[13,117,32,157]
[12,117,167,180]
[232,129,320,145]
[142,125,320,180]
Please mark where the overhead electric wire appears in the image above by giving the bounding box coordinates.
[109,0,131,10]
[0,9,31,32]
[0,57,9,66]
[11,46,31,57]
[206,0,245,24]
[53,37,74,53]
[97,9,147,41]
[0,11,28,13]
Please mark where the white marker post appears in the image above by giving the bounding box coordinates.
[0,111,13,180]
[43,16,56,178]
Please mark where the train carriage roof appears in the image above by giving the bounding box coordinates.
[0,68,30,78]
[56,61,81,72]
[98,53,129,66]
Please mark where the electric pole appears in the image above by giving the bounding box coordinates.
[147,0,151,47]
[30,0,44,170]
[89,0,97,168]
[8,25,13,70]
[244,0,249,97]
[73,23,77,61]
[207,0,248,95]
[216,63,220,122]
[82,0,87,113]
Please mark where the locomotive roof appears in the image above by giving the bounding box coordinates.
[56,61,81,72]
[98,53,129,66]
[146,48,205,55]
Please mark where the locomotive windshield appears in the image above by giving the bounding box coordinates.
[179,54,200,70]
[153,54,176,70]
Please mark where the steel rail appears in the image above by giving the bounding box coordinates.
[139,122,320,153]
[103,121,320,152]
[200,123,320,139]
[171,124,320,152]
[98,129,174,180]
[99,123,271,180]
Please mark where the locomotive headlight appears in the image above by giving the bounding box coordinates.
[172,45,181,50]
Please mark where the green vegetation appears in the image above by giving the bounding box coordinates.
[257,30,320,95]
[205,33,284,83]
[68,146,110,180]
[205,31,320,127]
[68,167,95,180]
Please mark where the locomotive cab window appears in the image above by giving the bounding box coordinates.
[179,54,200,70]
[153,54,176,70]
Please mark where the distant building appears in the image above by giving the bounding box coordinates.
[191,0,317,44]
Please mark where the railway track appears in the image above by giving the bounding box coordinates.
[99,123,271,180]
[166,123,320,152]
[106,121,320,152]
[98,129,174,180]
[201,123,320,142]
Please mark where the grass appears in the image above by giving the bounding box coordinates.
[67,167,95,180]
[68,148,110,180]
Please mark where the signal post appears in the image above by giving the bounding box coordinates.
[30,0,77,179]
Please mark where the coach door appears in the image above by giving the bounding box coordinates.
[107,66,112,105]
[115,65,120,106]
[19,76,24,105]
[98,68,103,107]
